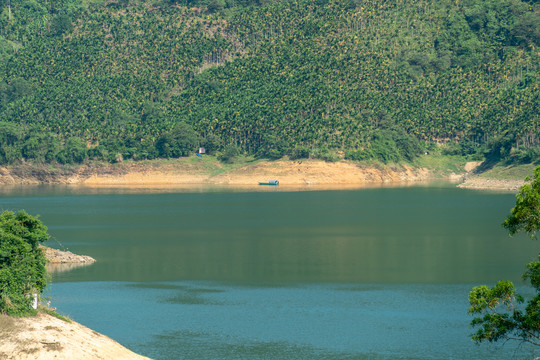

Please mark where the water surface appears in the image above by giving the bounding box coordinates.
[1,184,538,359]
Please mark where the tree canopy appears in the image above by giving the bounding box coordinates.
[0,210,49,316]
[0,0,538,165]
[503,166,540,238]
[468,166,540,347]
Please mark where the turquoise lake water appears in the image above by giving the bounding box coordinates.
[1,184,538,359]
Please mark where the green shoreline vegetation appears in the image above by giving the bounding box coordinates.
[0,0,538,172]
[0,210,49,317]
[469,166,540,347]
[0,209,74,322]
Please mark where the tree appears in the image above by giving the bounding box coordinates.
[218,144,239,163]
[468,166,540,346]
[0,210,49,316]
[56,137,88,164]
[156,122,198,158]
[503,167,540,238]
[207,0,225,13]
[50,14,73,36]
[0,122,23,165]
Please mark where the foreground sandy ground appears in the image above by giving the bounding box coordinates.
[0,312,151,360]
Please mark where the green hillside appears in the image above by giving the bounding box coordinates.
[0,0,538,165]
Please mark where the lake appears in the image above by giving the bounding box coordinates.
[1,184,538,359]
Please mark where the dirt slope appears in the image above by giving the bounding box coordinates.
[0,312,151,360]
[0,160,431,186]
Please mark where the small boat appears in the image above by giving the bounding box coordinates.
[259,180,279,186]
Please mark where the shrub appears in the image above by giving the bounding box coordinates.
[290,145,310,160]
[0,210,49,316]
[218,144,239,163]
[312,147,338,162]
[56,137,88,164]
[345,149,373,161]
[156,122,198,158]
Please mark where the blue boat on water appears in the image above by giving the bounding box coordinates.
[259,180,279,186]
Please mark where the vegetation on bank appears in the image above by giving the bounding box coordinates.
[473,163,540,180]
[0,210,49,316]
[0,0,538,167]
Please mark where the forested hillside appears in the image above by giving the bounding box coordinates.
[0,0,538,165]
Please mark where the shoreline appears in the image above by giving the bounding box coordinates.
[0,159,432,186]
[0,159,527,191]
[0,250,150,360]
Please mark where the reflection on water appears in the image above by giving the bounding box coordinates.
[0,180,467,197]
[46,262,96,274]
[25,185,535,284]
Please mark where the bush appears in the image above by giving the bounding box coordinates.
[510,146,540,164]
[312,147,339,162]
[0,122,23,165]
[156,122,198,158]
[290,145,310,160]
[22,132,61,163]
[0,210,49,316]
[200,134,223,155]
[370,133,401,164]
[256,134,287,160]
[207,0,225,13]
[218,144,239,163]
[56,137,88,164]
[394,134,423,161]
[345,149,373,161]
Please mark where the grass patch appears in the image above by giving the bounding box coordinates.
[414,154,468,176]
[184,154,260,176]
[40,308,71,323]
[475,163,537,181]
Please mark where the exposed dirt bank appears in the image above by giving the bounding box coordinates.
[0,160,432,187]
[0,312,151,360]
[0,159,528,191]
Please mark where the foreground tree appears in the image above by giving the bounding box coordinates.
[0,210,49,316]
[468,166,540,346]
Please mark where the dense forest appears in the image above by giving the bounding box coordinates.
[0,0,538,165]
